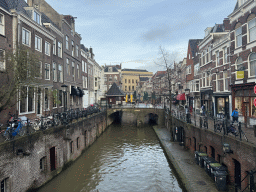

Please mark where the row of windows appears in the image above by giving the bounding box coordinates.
[125,86,135,91]
[22,28,63,58]
[65,36,79,57]
[236,52,256,77]
[235,15,256,48]
[124,79,138,84]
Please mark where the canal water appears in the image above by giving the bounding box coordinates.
[38,124,183,192]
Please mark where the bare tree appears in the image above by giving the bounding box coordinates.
[0,45,40,113]
[155,46,177,141]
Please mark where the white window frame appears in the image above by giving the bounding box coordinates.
[66,58,69,75]
[53,39,56,55]
[35,61,42,79]
[223,47,227,64]
[53,63,57,82]
[33,10,41,25]
[236,57,244,80]
[35,35,42,52]
[1,178,7,192]
[44,88,49,111]
[0,14,5,36]
[77,64,80,79]
[22,28,31,47]
[194,63,199,76]
[249,52,256,77]
[72,62,75,80]
[65,35,69,50]
[72,41,74,57]
[223,71,229,91]
[58,42,62,58]
[76,45,79,57]
[0,49,5,71]
[248,17,256,43]
[216,51,220,66]
[45,41,51,56]
[216,73,221,92]
[19,86,35,114]
[235,26,242,48]
[58,64,63,83]
[45,63,50,80]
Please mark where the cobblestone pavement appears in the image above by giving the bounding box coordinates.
[172,106,254,145]
[153,126,230,192]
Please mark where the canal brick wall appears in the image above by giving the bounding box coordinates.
[0,111,112,192]
[171,117,256,190]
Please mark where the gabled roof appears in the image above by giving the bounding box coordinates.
[106,83,125,96]
[104,66,119,72]
[189,39,202,58]
[0,0,9,11]
[211,24,225,33]
[139,77,149,82]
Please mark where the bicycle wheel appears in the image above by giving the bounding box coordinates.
[19,127,26,136]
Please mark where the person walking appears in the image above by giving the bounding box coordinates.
[231,108,239,122]
[201,104,206,116]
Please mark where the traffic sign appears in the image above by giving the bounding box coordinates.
[254,98,256,107]
[254,85,256,94]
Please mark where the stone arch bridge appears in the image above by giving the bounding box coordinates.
[107,108,165,126]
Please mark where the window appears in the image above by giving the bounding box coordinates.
[125,79,127,83]
[83,76,88,88]
[114,75,117,81]
[34,11,41,24]
[236,57,243,71]
[45,41,50,56]
[72,62,75,80]
[45,88,49,110]
[70,141,73,153]
[109,67,112,72]
[58,42,62,58]
[76,45,79,57]
[59,90,63,107]
[132,86,134,91]
[216,51,220,66]
[53,63,57,82]
[82,60,85,72]
[208,47,211,61]
[65,36,69,50]
[58,64,63,82]
[129,86,131,91]
[72,41,74,56]
[129,79,130,83]
[109,76,112,81]
[249,53,256,76]
[187,65,191,74]
[223,71,229,91]
[0,14,4,35]
[66,58,69,75]
[194,63,199,76]
[195,80,199,91]
[19,86,35,114]
[1,178,8,192]
[45,64,50,80]
[22,28,31,46]
[95,78,97,87]
[125,86,127,91]
[217,73,221,92]
[53,89,57,108]
[223,47,227,64]
[249,17,256,42]
[35,36,41,51]
[235,26,242,47]
[35,61,42,78]
[77,137,80,149]
[0,49,5,71]
[53,39,56,55]
[77,64,80,79]
[40,157,46,171]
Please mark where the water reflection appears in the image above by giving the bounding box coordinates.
[38,125,183,192]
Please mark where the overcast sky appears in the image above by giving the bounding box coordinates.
[45,0,236,72]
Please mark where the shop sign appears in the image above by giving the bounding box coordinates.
[254,98,256,107]
[254,85,256,94]
[236,71,244,79]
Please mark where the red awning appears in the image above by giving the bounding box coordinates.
[176,93,186,100]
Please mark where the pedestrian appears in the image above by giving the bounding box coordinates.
[231,108,239,122]
[201,104,206,116]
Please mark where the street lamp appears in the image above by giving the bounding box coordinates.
[61,84,68,112]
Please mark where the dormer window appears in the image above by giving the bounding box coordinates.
[34,10,41,25]
[109,67,112,72]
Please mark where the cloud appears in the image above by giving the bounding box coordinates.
[140,24,171,42]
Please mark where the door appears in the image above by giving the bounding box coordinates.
[234,159,241,189]
[242,102,250,125]
[50,147,56,171]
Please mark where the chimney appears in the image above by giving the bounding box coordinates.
[223,18,231,31]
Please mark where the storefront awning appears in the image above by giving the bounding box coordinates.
[176,93,186,100]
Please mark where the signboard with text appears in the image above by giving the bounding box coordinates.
[236,71,244,79]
